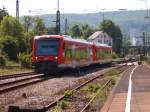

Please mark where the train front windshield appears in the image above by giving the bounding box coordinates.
[35,38,59,56]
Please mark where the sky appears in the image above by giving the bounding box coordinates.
[0,0,149,16]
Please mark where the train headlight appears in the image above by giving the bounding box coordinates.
[55,56,58,60]
[35,57,38,60]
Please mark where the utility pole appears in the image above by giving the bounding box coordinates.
[101,8,105,21]
[56,0,60,34]
[16,0,19,20]
[65,18,68,34]
[143,32,146,56]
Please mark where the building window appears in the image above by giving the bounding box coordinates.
[98,39,102,43]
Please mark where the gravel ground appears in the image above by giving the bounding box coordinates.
[0,67,113,112]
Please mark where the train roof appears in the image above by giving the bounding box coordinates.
[34,35,112,47]
[94,43,112,48]
[34,35,63,39]
[63,35,93,45]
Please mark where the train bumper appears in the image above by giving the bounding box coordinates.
[33,61,58,73]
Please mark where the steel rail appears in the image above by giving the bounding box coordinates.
[0,75,49,94]
[0,72,36,80]
[0,74,43,87]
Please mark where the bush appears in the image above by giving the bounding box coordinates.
[112,52,118,59]
[0,54,6,66]
[0,36,19,60]
[18,52,32,68]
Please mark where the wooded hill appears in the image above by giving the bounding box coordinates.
[34,10,150,37]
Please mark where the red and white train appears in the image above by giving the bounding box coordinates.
[32,35,112,74]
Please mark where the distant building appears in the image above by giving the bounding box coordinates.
[135,37,143,46]
[87,31,112,46]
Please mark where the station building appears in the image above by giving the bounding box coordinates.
[87,31,112,46]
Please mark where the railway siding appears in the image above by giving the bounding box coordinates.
[101,64,150,112]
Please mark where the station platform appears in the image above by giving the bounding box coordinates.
[101,64,150,112]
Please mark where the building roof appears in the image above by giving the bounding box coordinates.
[88,31,111,40]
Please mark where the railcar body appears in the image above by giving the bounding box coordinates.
[32,35,112,74]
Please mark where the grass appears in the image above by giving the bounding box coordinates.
[64,90,74,99]
[48,100,68,112]
[0,60,32,75]
[47,90,73,112]
[6,60,21,66]
[0,67,32,75]
[88,69,119,110]
[80,68,119,111]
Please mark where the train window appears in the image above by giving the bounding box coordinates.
[35,39,59,56]
[65,49,71,58]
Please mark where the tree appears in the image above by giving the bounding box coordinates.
[24,31,34,52]
[70,24,81,38]
[122,36,132,47]
[100,20,123,54]
[100,20,116,38]
[23,16,33,32]
[47,27,56,34]
[33,17,46,35]
[0,7,8,23]
[0,36,19,60]
[81,24,94,40]
[113,25,123,54]
[0,16,24,38]
[0,16,28,54]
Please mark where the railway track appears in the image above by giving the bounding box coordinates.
[8,64,129,112]
[0,72,36,80]
[0,64,115,95]
[0,72,44,94]
[0,73,49,94]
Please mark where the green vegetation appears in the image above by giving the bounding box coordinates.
[57,100,68,109]
[0,7,8,22]
[0,54,6,66]
[86,83,102,93]
[48,100,68,112]
[69,24,94,39]
[0,35,19,60]
[18,52,32,68]
[0,8,48,69]
[81,69,119,111]
[112,52,119,59]
[100,20,122,54]
[64,90,74,99]
[0,67,32,75]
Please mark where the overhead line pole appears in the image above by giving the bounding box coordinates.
[101,8,105,21]
[16,0,19,20]
[65,18,68,34]
[56,0,60,34]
